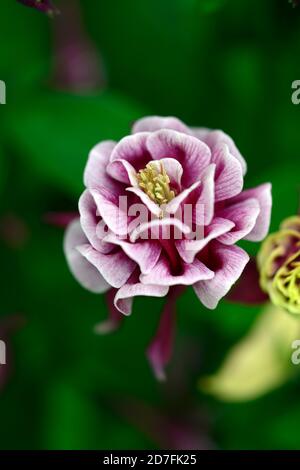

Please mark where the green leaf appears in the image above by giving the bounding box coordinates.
[43,380,149,449]
[7,91,146,196]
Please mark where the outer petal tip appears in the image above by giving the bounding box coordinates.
[243,182,273,242]
[194,244,250,309]
[132,116,191,135]
[64,219,110,293]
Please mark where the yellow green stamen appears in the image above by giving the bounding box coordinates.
[137,162,176,206]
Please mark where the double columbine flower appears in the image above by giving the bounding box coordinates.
[64,116,272,378]
[258,216,300,314]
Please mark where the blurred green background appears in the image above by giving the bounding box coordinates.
[1,0,300,450]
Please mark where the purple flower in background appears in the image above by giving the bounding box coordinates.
[64,116,272,378]
[17,0,58,16]
[51,0,105,92]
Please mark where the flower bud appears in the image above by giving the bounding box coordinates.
[258,216,300,314]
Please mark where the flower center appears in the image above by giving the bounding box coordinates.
[137,162,175,206]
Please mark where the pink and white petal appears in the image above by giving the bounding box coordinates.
[106,158,138,186]
[176,217,235,263]
[165,181,200,215]
[231,183,272,242]
[103,233,162,275]
[130,217,191,243]
[140,256,214,286]
[192,128,247,176]
[149,158,183,188]
[84,140,119,191]
[194,164,215,226]
[79,190,113,253]
[110,132,151,171]
[126,186,162,217]
[193,243,250,309]
[64,219,110,293]
[114,273,169,315]
[91,187,131,237]
[211,143,244,201]
[77,244,136,288]
[115,295,133,317]
[132,116,191,135]
[147,129,211,187]
[217,198,260,245]
[191,127,210,140]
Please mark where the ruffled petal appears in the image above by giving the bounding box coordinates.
[114,272,169,315]
[192,128,247,176]
[110,132,151,171]
[103,233,162,275]
[176,217,234,263]
[91,187,132,237]
[165,181,200,215]
[230,183,272,242]
[106,158,137,186]
[63,219,110,293]
[216,198,260,245]
[77,244,136,288]
[84,140,120,191]
[147,158,183,189]
[140,256,214,286]
[132,116,191,135]
[147,129,211,187]
[79,190,113,253]
[194,243,250,309]
[193,163,215,226]
[211,143,243,201]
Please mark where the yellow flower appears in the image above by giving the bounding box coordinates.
[258,216,300,314]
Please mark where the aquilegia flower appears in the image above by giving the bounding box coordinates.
[64,116,272,378]
[258,216,300,314]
